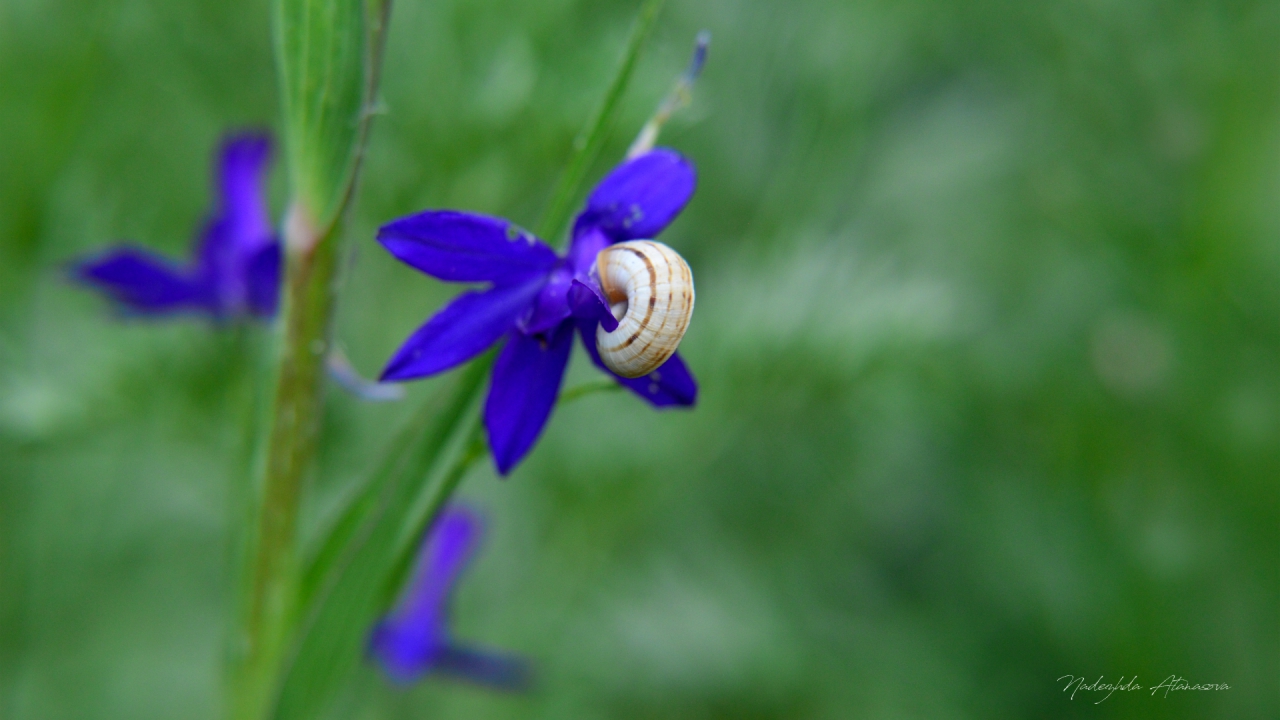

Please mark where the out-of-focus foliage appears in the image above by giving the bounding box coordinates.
[2,0,1277,718]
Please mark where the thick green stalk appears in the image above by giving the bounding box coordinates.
[232,208,340,720]
[231,0,393,718]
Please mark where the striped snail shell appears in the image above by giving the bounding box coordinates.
[595,240,695,378]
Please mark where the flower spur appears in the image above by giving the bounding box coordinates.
[369,505,528,688]
[71,133,280,319]
[378,148,699,474]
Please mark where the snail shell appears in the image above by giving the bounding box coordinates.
[595,240,695,378]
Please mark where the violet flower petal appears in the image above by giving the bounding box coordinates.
[244,242,281,317]
[484,322,575,475]
[369,621,436,683]
[577,320,697,407]
[215,133,274,256]
[578,148,696,242]
[399,507,483,626]
[381,280,543,382]
[626,351,698,407]
[567,277,619,332]
[370,507,483,682]
[71,248,210,314]
[379,210,558,284]
[197,133,277,315]
[564,224,612,279]
[522,266,573,336]
[71,132,278,322]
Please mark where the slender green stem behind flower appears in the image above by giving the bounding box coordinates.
[535,0,666,247]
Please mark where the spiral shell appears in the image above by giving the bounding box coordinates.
[595,240,695,378]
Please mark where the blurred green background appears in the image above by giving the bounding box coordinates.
[2,0,1278,717]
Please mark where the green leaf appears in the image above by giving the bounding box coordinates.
[375,423,488,612]
[270,355,491,720]
[294,375,450,614]
[274,0,368,227]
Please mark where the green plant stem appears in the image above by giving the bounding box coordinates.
[232,0,394,716]
[232,212,339,720]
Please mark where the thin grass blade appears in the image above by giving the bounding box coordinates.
[535,0,666,245]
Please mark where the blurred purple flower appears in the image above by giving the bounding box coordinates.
[378,149,699,474]
[71,133,280,319]
[370,505,529,689]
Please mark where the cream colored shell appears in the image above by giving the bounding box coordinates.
[595,240,695,378]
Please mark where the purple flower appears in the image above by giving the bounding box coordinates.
[378,149,699,474]
[370,506,528,689]
[71,133,280,319]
